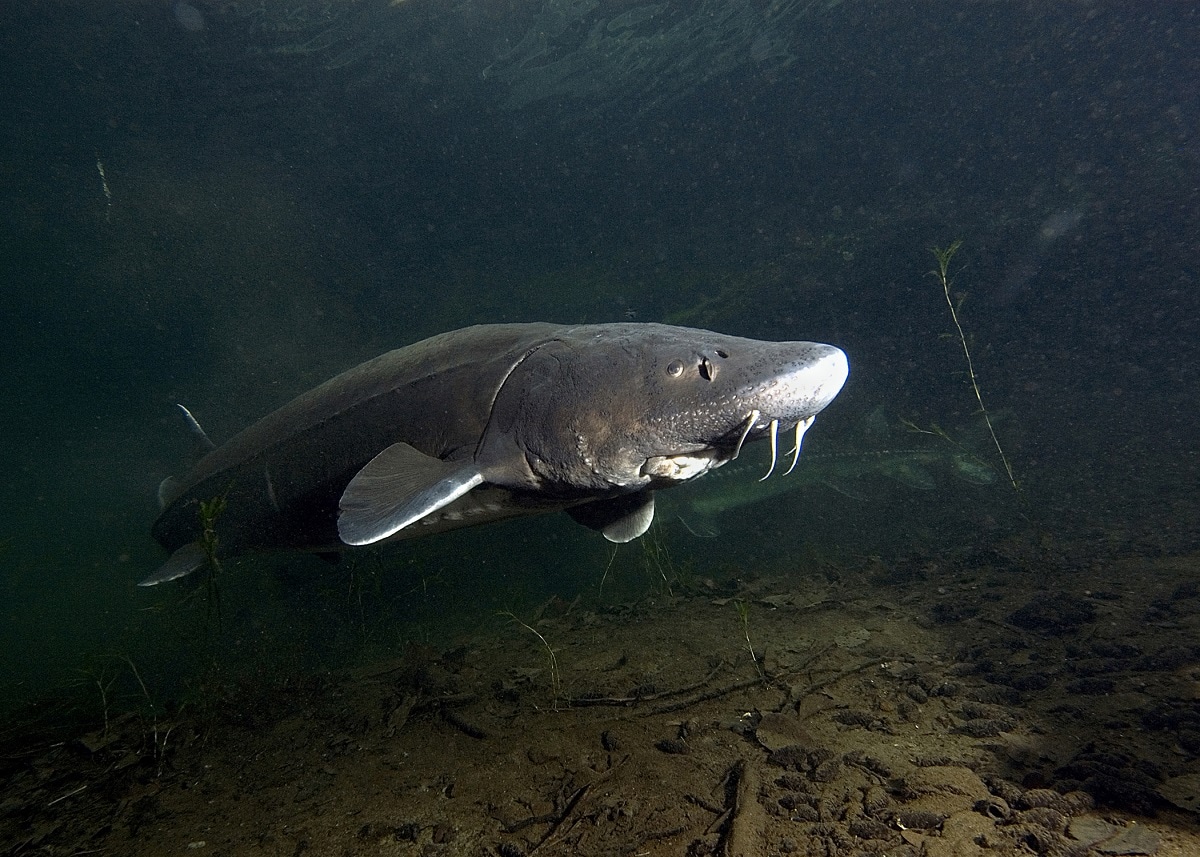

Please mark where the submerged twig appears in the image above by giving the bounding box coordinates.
[568,661,726,707]
[46,783,87,807]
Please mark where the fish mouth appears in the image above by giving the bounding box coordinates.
[724,412,817,480]
[642,447,726,483]
[641,412,818,486]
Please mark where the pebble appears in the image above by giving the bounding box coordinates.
[1068,818,1160,855]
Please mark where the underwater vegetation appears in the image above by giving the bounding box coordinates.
[930,241,1019,496]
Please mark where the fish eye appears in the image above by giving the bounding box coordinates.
[666,360,684,377]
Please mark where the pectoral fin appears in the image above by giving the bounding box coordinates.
[338,443,484,546]
[139,541,208,587]
[567,490,656,543]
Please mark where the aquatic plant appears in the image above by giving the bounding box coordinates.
[196,494,228,622]
[74,654,169,772]
[598,525,695,603]
[640,524,686,596]
[499,611,563,712]
[930,242,1019,495]
[79,659,118,740]
[733,599,765,682]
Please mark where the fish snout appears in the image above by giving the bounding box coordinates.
[765,343,848,423]
[811,344,849,410]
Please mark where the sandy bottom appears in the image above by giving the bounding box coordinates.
[5,542,1200,856]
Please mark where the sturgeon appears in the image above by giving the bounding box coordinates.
[145,322,847,585]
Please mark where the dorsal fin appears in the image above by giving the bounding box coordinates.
[157,404,218,509]
[175,404,216,457]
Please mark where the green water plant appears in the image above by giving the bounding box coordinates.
[196,493,228,621]
[641,524,687,596]
[198,495,226,568]
[598,525,693,602]
[733,599,765,682]
[931,241,1019,494]
[599,543,620,599]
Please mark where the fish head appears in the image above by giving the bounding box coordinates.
[488,323,848,492]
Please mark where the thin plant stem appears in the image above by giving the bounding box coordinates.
[931,241,1020,494]
[734,600,765,681]
[500,611,562,711]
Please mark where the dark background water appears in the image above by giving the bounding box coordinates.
[1,0,1197,726]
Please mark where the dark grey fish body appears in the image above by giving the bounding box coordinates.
[147,322,847,585]
[151,324,561,564]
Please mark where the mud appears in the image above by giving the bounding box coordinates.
[4,543,1200,856]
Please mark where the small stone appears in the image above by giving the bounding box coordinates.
[1068,816,1119,846]
[755,711,813,751]
[1069,818,1161,855]
[1095,823,1161,855]
[811,760,841,782]
[897,809,944,831]
[1009,593,1096,635]
[655,738,689,755]
[1157,773,1200,812]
